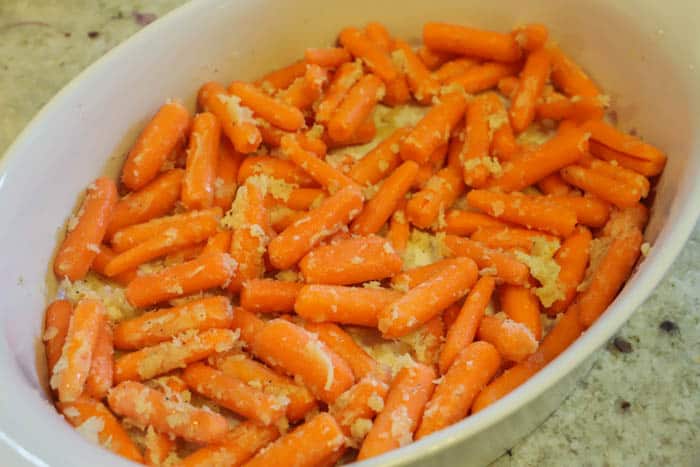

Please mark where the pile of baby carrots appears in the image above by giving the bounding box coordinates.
[44,19,665,466]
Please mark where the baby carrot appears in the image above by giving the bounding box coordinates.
[305,321,381,380]
[211,351,317,421]
[339,27,399,83]
[462,93,496,187]
[537,173,572,196]
[43,300,73,376]
[125,252,236,308]
[433,58,480,83]
[58,398,143,463]
[349,127,410,185]
[487,95,519,161]
[364,21,393,52]
[230,307,265,345]
[121,101,190,190]
[497,75,519,98]
[548,227,592,315]
[241,279,304,313]
[500,285,542,340]
[416,341,501,438]
[471,226,558,252]
[383,73,412,107]
[443,235,530,285]
[582,119,667,167]
[143,426,175,467]
[400,92,468,164]
[325,116,378,149]
[305,47,352,67]
[327,74,385,142]
[510,48,551,132]
[54,177,117,281]
[488,126,589,191]
[443,209,510,236]
[267,185,364,270]
[51,299,103,402]
[299,235,402,285]
[255,60,307,91]
[202,230,232,255]
[439,276,496,373]
[447,62,520,93]
[390,259,457,291]
[467,189,577,236]
[90,245,137,285]
[393,40,440,104]
[108,380,228,444]
[110,207,221,252]
[295,284,403,327]
[330,375,389,439]
[548,195,610,228]
[280,64,328,111]
[315,61,364,123]
[378,257,478,338]
[113,296,232,350]
[228,81,305,131]
[357,364,435,460]
[265,187,326,211]
[548,45,600,98]
[387,202,410,254]
[589,140,665,177]
[237,155,318,188]
[244,413,345,467]
[352,160,419,234]
[252,319,355,403]
[114,328,238,382]
[423,22,522,62]
[106,169,184,238]
[417,46,454,70]
[182,112,221,209]
[477,314,538,362]
[183,363,287,425]
[180,421,280,467]
[163,243,206,266]
[512,24,549,52]
[85,317,114,400]
[536,94,605,122]
[560,164,643,208]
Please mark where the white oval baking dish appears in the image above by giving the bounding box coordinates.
[0,0,698,465]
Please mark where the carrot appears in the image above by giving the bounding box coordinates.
[339,27,398,83]
[382,72,412,107]
[349,127,410,185]
[447,62,520,93]
[406,315,445,367]
[364,21,393,51]
[181,112,221,209]
[106,169,184,238]
[183,362,287,425]
[488,126,589,191]
[378,257,478,338]
[536,93,605,122]
[352,160,419,234]
[180,421,280,467]
[267,185,364,270]
[560,164,643,208]
[228,81,305,131]
[256,60,307,92]
[487,94,519,161]
[143,426,175,467]
[477,314,538,362]
[163,242,206,266]
[315,61,364,123]
[548,195,610,228]
[113,296,232,350]
[510,48,551,132]
[471,226,558,252]
[121,101,190,190]
[257,124,326,155]
[325,116,378,149]
[299,235,402,285]
[467,189,577,236]
[211,351,317,421]
[104,212,219,276]
[443,209,510,236]
[54,177,117,281]
[327,74,385,142]
[280,64,328,111]
[240,279,304,313]
[417,46,454,70]
[58,398,143,463]
[201,230,232,256]
[110,207,221,252]
[357,363,435,460]
[433,58,480,83]
[125,251,236,308]
[305,47,351,67]
[295,284,403,327]
[386,201,410,254]
[90,245,137,285]
[537,173,572,196]
[400,92,468,164]
[390,259,457,291]
[108,380,228,444]
[548,227,592,315]
[512,24,548,52]
[442,303,462,329]
[252,319,355,403]
[589,140,665,177]
[461,93,496,186]
[244,413,345,467]
[406,167,464,229]
[393,40,440,104]
[497,75,520,98]
[265,187,326,211]
[444,235,530,285]
[548,45,600,98]
[114,328,238,382]
[439,276,496,373]
[44,299,73,379]
[583,119,667,167]
[84,317,113,400]
[50,299,103,402]
[577,229,643,328]
[229,307,265,347]
[237,155,318,187]
[330,375,389,441]
[417,341,501,438]
[423,22,522,62]
[500,285,542,340]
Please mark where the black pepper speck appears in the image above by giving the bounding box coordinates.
[87,31,99,39]
[659,320,679,334]
[613,336,633,353]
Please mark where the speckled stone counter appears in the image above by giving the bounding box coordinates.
[1,1,698,465]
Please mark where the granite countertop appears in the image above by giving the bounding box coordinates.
[1,1,698,466]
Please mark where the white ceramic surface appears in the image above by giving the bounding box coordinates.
[0,0,698,465]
